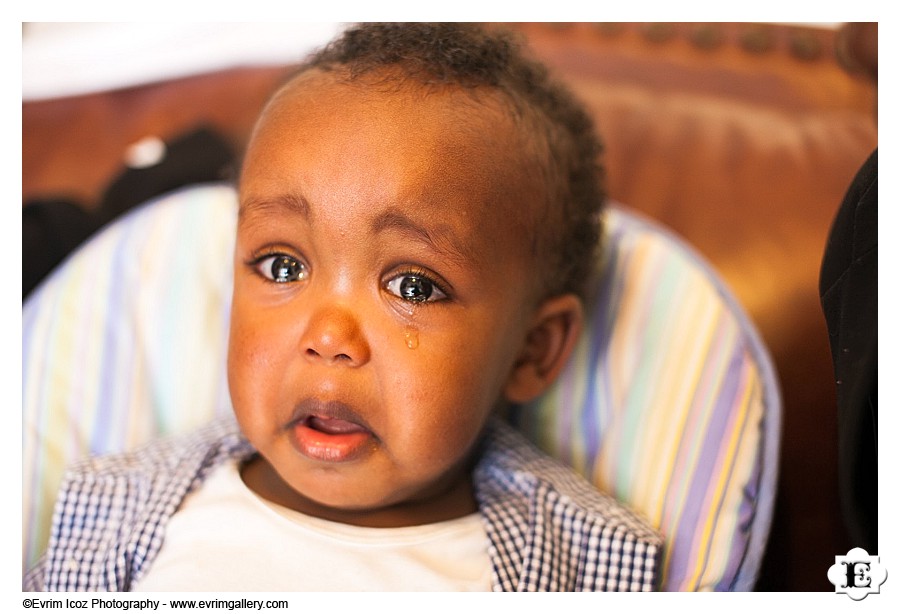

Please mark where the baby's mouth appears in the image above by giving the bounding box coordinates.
[305,415,369,435]
[288,399,375,463]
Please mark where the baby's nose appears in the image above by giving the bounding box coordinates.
[300,304,370,367]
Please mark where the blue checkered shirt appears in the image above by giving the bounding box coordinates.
[24,417,661,591]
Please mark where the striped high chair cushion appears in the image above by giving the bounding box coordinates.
[515,208,780,590]
[22,184,779,590]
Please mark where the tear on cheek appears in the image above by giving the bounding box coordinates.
[405,326,419,349]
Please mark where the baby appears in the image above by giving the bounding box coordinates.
[25,23,661,592]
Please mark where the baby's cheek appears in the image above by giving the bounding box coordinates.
[227,326,277,402]
[228,344,280,442]
[230,304,283,360]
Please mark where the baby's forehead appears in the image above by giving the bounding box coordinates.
[278,70,537,145]
[245,70,552,256]
[257,71,547,195]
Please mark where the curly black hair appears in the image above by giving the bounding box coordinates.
[284,23,605,299]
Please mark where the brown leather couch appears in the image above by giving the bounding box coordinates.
[22,22,878,590]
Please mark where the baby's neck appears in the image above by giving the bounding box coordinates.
[240,456,478,528]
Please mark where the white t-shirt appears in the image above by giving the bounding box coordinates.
[132,460,492,592]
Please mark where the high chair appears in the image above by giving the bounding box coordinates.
[22,183,780,590]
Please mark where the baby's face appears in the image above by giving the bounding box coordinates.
[228,74,544,522]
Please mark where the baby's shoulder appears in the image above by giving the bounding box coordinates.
[63,416,252,486]
[474,419,662,590]
[476,418,661,541]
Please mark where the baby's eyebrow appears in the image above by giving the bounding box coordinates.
[238,193,310,221]
[371,209,475,266]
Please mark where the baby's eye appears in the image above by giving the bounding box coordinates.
[255,254,309,283]
[385,273,447,303]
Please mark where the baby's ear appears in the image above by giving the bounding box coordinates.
[503,294,583,404]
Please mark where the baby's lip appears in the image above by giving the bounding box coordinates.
[287,398,376,463]
[306,415,368,435]
[287,398,374,437]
